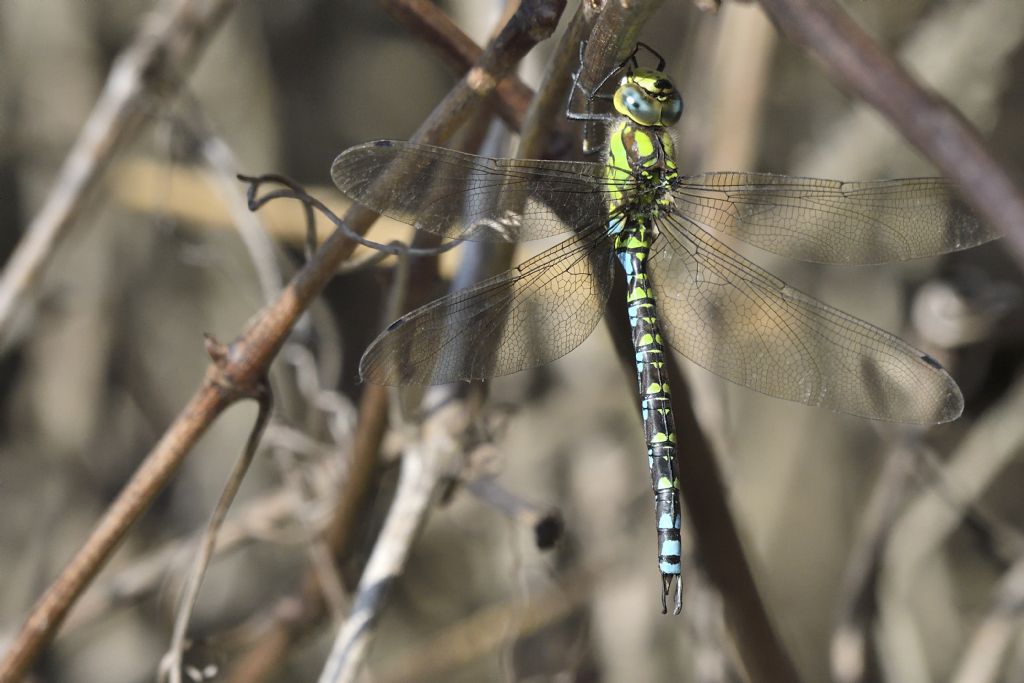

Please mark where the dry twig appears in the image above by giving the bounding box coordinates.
[159,352,271,683]
[315,395,471,683]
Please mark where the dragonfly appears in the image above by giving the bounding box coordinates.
[330,44,998,614]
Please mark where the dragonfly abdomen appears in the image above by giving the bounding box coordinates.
[614,221,683,614]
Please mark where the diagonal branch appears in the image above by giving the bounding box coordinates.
[159,350,272,683]
[757,0,1024,270]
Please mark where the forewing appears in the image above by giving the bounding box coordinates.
[360,227,615,385]
[332,141,610,242]
[649,214,963,423]
[674,172,998,264]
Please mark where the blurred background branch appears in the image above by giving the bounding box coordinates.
[0,0,237,348]
[758,0,1024,269]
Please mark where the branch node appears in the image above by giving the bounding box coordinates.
[203,333,228,366]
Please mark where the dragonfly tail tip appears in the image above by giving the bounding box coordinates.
[661,573,682,615]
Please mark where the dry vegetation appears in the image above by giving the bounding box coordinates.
[0,0,1023,682]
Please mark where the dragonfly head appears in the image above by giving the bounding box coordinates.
[614,67,683,127]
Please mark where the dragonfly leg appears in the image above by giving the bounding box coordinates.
[633,41,666,71]
[565,74,617,123]
[566,41,621,124]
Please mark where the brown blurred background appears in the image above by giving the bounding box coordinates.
[1,1,1023,682]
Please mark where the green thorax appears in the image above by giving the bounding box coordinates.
[606,119,678,244]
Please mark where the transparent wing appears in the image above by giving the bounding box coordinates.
[649,213,963,423]
[360,227,615,385]
[674,172,998,264]
[332,141,613,242]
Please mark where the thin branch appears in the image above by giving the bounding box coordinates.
[756,0,1024,270]
[239,175,465,260]
[315,395,470,683]
[0,0,237,348]
[159,361,272,683]
[222,386,389,683]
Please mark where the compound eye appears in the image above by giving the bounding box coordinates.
[662,95,683,125]
[615,84,659,126]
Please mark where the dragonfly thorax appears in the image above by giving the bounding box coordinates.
[606,119,678,234]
